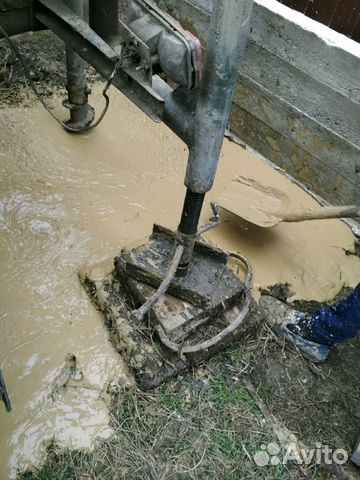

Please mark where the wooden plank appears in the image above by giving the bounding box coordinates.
[233,75,360,191]
[229,104,359,205]
[241,41,360,147]
[252,0,360,104]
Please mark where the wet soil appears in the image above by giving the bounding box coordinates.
[1,29,359,480]
[261,283,355,314]
[250,276,360,478]
[345,239,360,260]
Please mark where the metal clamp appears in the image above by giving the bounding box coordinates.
[156,288,251,359]
[198,202,222,235]
[155,252,253,358]
[119,0,202,89]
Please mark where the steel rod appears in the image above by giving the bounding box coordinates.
[64,0,94,129]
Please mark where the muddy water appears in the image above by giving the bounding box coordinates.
[217,175,292,227]
[207,148,359,301]
[0,85,359,478]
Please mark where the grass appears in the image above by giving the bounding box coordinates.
[19,346,304,480]
[17,315,359,480]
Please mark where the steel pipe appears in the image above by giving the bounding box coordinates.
[64,0,94,129]
[152,78,196,146]
[185,0,253,194]
[176,0,254,268]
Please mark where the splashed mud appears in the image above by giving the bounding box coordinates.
[0,84,359,478]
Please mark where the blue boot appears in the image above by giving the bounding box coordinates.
[259,296,331,363]
[260,284,360,363]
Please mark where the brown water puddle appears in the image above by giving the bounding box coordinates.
[0,85,359,478]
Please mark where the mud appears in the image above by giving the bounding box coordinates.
[207,157,359,303]
[217,175,291,227]
[261,283,356,316]
[345,239,360,259]
[0,78,359,478]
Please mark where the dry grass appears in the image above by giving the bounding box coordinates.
[19,344,314,480]
[16,295,360,480]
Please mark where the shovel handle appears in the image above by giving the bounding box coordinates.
[281,205,360,223]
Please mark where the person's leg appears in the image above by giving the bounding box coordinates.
[308,283,360,346]
[260,283,360,362]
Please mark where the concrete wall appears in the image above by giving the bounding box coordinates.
[155,0,360,207]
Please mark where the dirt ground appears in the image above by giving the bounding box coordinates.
[17,326,360,480]
[1,31,360,480]
[0,30,100,106]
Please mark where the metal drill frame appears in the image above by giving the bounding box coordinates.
[1,0,254,288]
[1,0,253,148]
[0,0,257,369]
[127,0,201,90]
[33,0,166,120]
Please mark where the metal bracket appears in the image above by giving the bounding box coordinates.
[120,0,202,89]
[34,0,165,121]
[118,18,153,85]
[198,202,222,235]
